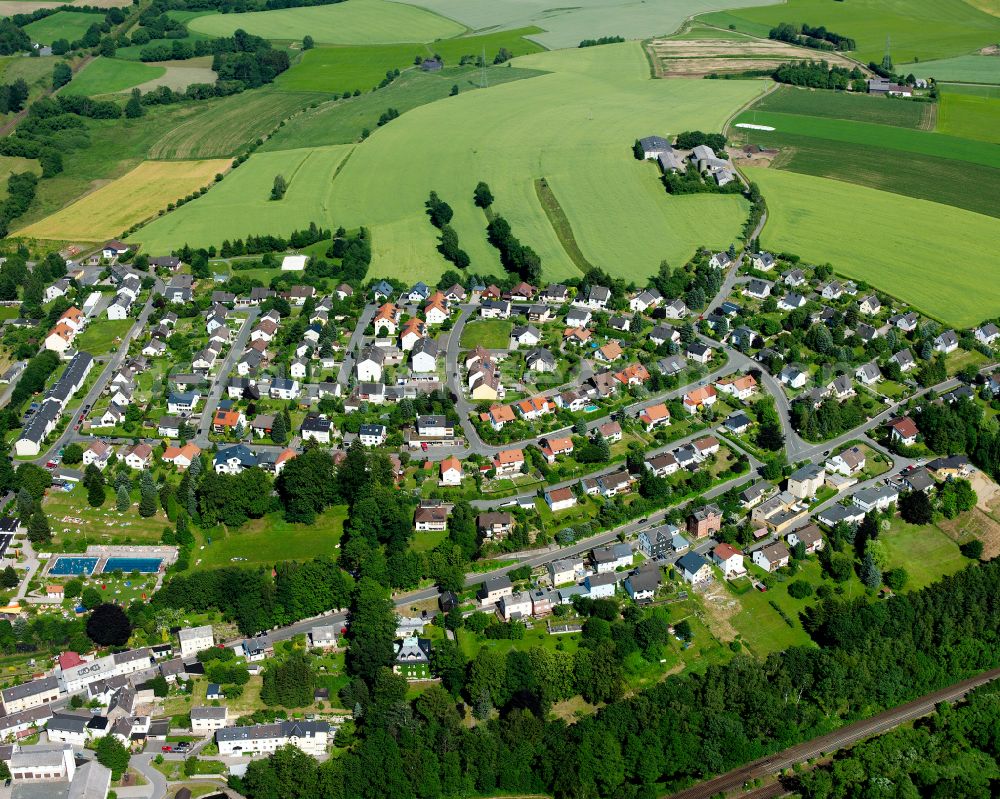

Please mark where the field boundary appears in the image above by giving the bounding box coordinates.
[533,177,590,275]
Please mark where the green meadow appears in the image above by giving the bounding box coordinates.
[135,43,761,283]
[699,0,1000,63]
[62,57,165,96]
[936,91,1000,144]
[186,0,466,44]
[24,11,99,44]
[745,167,1000,328]
[909,55,1000,85]
[746,85,932,128]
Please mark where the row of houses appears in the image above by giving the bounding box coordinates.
[14,352,94,456]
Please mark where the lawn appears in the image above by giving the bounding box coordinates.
[745,167,1000,328]
[455,624,581,658]
[698,0,1000,64]
[194,506,348,570]
[936,92,1000,144]
[74,318,134,354]
[44,484,173,548]
[24,10,100,44]
[62,57,165,96]
[186,0,466,43]
[459,319,512,349]
[148,43,759,282]
[882,517,969,590]
[392,0,779,49]
[17,158,231,242]
[747,85,932,128]
[910,55,1000,85]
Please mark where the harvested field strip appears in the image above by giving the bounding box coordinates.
[130,65,218,94]
[648,37,859,78]
[533,178,590,274]
[16,159,231,241]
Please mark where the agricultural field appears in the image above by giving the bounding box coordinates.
[129,62,218,93]
[698,0,1000,64]
[940,83,1000,98]
[647,36,856,78]
[393,0,779,49]
[17,158,230,242]
[747,85,933,128]
[61,57,165,96]
[936,91,1000,143]
[185,0,465,44]
[23,10,99,44]
[147,89,330,160]
[128,146,352,253]
[909,55,1000,85]
[745,167,1000,328]
[143,43,759,282]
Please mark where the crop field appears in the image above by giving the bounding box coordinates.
[909,55,1000,85]
[648,37,857,78]
[744,130,1000,218]
[393,0,778,49]
[147,89,330,159]
[747,85,933,128]
[699,0,1000,64]
[23,10,99,44]
[127,146,352,253]
[186,0,465,44]
[941,83,1000,99]
[62,57,165,96]
[745,167,1000,327]
[936,92,1000,143]
[140,43,761,282]
[17,158,230,242]
[732,110,1000,169]
[274,28,544,94]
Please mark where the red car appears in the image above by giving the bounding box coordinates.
[161,745,172,753]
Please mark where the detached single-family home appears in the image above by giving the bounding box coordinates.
[787,523,824,554]
[711,543,746,579]
[752,541,790,572]
[934,330,959,354]
[639,403,670,432]
[887,416,918,446]
[677,551,712,585]
[787,464,825,500]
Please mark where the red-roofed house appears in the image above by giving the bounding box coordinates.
[539,436,573,464]
[638,403,670,432]
[711,544,746,579]
[493,449,525,476]
[887,416,918,446]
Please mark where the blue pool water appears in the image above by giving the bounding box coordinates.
[103,557,162,574]
[49,557,99,576]
[584,404,600,412]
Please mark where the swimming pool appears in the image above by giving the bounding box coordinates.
[584,404,600,412]
[102,557,163,574]
[49,557,99,576]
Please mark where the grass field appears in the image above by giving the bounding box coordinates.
[882,517,969,590]
[936,91,1000,143]
[745,167,1000,328]
[44,484,172,547]
[459,319,511,348]
[273,44,759,282]
[147,89,330,160]
[127,146,352,252]
[909,55,1000,85]
[62,57,165,96]
[746,85,932,128]
[17,158,230,241]
[23,10,99,44]
[393,0,779,49]
[698,0,1000,64]
[74,318,134,353]
[274,27,544,94]
[187,0,465,43]
[941,83,1000,98]
[0,156,40,199]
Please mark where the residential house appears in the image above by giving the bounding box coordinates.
[852,485,899,513]
[712,543,746,579]
[645,451,679,477]
[493,448,525,475]
[826,446,866,476]
[358,424,386,447]
[544,486,576,512]
[410,338,439,373]
[888,416,919,446]
[638,525,686,559]
[213,444,257,474]
[122,444,152,470]
[685,342,712,364]
[439,456,462,486]
[856,361,882,386]
[715,374,757,401]
[976,323,999,346]
[269,378,300,400]
[639,403,670,432]
[414,506,448,532]
[787,464,825,500]
[161,443,201,471]
[625,566,661,602]
[592,543,633,573]
[687,505,722,539]
[934,330,958,354]
[744,279,772,300]
[538,436,573,464]
[216,720,329,757]
[683,384,717,414]
[548,558,582,586]
[787,524,824,554]
[752,541,790,572]
[891,348,917,373]
[191,706,229,734]
[778,292,807,311]
[479,574,513,605]
[677,551,712,585]
[178,625,214,659]
[477,512,513,541]
[525,348,557,373]
[509,324,541,348]
[498,591,533,621]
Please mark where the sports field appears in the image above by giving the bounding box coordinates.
[138,43,761,282]
[909,55,1000,85]
[699,0,1000,64]
[17,158,230,241]
[62,57,165,96]
[186,0,465,43]
[127,146,352,252]
[747,85,932,128]
[23,10,99,44]
[936,91,1000,143]
[745,168,1000,328]
[394,0,779,49]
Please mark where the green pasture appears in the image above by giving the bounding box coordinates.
[62,57,165,96]
[393,0,778,49]
[882,517,969,590]
[746,85,931,128]
[936,91,1000,143]
[275,28,544,94]
[940,83,1000,99]
[746,167,1000,328]
[186,0,465,44]
[135,43,760,283]
[459,319,511,348]
[733,110,1000,169]
[698,0,1000,64]
[24,11,99,44]
[909,55,1000,85]
[74,318,134,354]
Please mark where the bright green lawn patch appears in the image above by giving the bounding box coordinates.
[460,319,512,348]
[138,43,761,283]
[75,318,134,354]
[733,110,1000,169]
[939,83,1000,99]
[62,57,165,97]
[24,11,100,45]
[187,0,465,44]
[936,91,1000,143]
[882,517,969,590]
[195,506,347,570]
[410,529,447,553]
[910,55,1000,85]
[699,0,1000,64]
[455,625,581,658]
[746,167,1000,328]
[747,85,931,128]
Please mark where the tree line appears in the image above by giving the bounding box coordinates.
[772,60,864,90]
[769,22,856,52]
[486,214,541,284]
[425,191,470,268]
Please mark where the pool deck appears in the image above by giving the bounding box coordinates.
[44,544,178,577]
